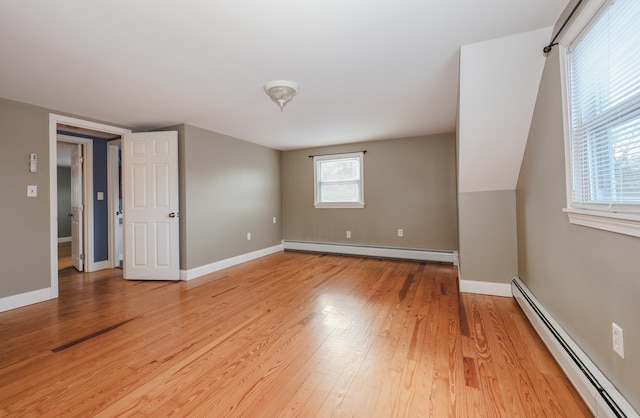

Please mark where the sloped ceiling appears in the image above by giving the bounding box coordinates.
[0,0,566,150]
[458,27,553,193]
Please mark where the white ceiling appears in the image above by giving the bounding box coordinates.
[0,0,567,150]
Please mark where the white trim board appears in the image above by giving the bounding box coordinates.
[459,279,512,297]
[564,208,640,238]
[93,260,112,272]
[0,288,53,313]
[282,240,457,264]
[512,277,639,418]
[58,236,72,243]
[180,244,283,281]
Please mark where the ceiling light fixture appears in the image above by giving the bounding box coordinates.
[264,80,299,110]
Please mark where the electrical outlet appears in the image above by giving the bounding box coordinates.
[247,232,252,241]
[346,231,351,239]
[612,323,624,359]
[398,229,403,237]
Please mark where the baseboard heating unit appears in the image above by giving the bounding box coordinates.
[512,277,638,417]
[282,240,457,264]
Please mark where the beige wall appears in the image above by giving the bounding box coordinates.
[458,190,518,283]
[282,134,458,251]
[516,45,640,409]
[0,98,51,298]
[0,98,283,301]
[179,124,282,270]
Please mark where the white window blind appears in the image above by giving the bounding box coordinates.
[314,152,364,208]
[568,0,640,211]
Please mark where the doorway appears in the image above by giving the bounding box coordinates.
[56,140,87,271]
[49,114,132,298]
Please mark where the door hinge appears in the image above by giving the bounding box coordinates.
[79,156,85,164]
[80,253,84,261]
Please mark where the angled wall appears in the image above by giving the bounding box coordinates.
[457,27,550,285]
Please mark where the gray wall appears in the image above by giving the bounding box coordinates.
[0,97,51,298]
[57,166,72,238]
[516,42,640,408]
[458,190,518,283]
[178,124,282,270]
[0,98,283,300]
[282,134,458,251]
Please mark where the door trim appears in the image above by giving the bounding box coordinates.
[49,114,131,298]
[108,139,122,268]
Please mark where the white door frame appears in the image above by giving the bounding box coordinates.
[107,139,122,268]
[49,114,131,298]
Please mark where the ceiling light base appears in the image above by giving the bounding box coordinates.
[264,80,299,110]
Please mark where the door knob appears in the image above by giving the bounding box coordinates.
[169,212,178,218]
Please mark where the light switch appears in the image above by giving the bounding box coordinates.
[97,192,104,201]
[29,153,37,172]
[27,185,37,197]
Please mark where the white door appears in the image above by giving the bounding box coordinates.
[70,144,84,271]
[122,131,179,281]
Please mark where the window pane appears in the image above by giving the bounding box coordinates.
[569,0,640,206]
[314,152,364,207]
[612,118,640,201]
[319,158,360,182]
[320,183,360,202]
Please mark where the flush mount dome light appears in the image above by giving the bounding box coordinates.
[264,80,299,110]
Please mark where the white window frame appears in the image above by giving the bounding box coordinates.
[313,152,365,209]
[559,0,640,237]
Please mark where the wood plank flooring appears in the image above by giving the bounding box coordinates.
[0,251,591,417]
[57,242,72,270]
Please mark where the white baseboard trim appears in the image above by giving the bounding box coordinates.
[282,240,457,264]
[0,287,53,313]
[459,279,512,297]
[512,277,639,418]
[88,260,111,272]
[58,236,72,243]
[180,244,284,281]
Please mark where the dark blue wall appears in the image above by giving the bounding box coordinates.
[58,131,111,263]
[92,139,108,262]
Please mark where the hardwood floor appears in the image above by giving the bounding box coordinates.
[0,252,591,417]
[57,241,72,270]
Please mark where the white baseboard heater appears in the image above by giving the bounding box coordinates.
[512,277,638,418]
[282,240,457,264]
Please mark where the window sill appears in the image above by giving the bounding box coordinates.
[563,208,640,238]
[314,203,365,209]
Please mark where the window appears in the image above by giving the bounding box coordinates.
[314,152,364,208]
[563,0,640,236]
